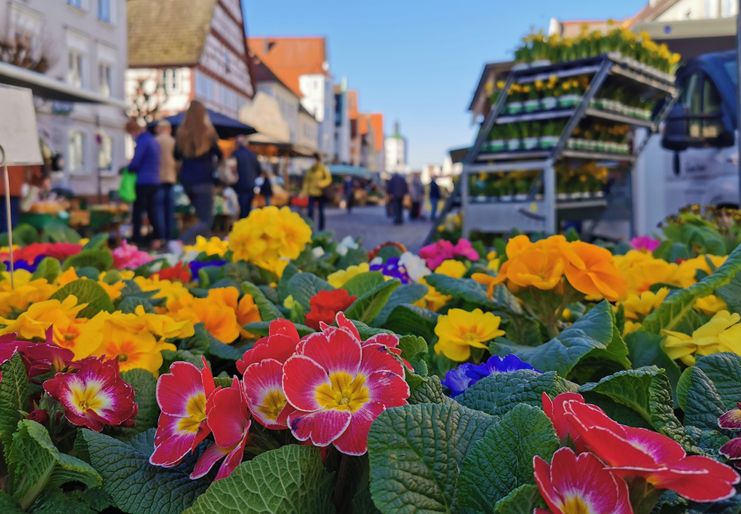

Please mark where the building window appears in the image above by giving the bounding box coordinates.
[97,132,112,171]
[162,69,180,94]
[99,63,112,97]
[97,0,111,22]
[68,131,86,172]
[68,50,84,88]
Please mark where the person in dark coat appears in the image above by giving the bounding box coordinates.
[429,177,441,220]
[260,171,273,206]
[232,136,261,218]
[342,176,354,213]
[387,172,408,225]
[126,117,162,247]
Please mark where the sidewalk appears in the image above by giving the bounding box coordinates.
[321,206,433,252]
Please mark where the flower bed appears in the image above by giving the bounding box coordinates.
[0,205,739,513]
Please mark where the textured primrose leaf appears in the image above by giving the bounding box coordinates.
[676,366,727,432]
[398,335,429,376]
[185,445,334,514]
[383,304,438,342]
[493,484,543,514]
[120,369,159,435]
[454,404,559,512]
[641,243,741,334]
[492,302,630,379]
[367,402,496,513]
[80,428,209,514]
[424,274,492,307]
[7,421,101,510]
[625,331,681,394]
[408,375,449,405]
[693,353,741,410]
[51,279,115,318]
[62,249,112,272]
[241,281,282,321]
[345,279,400,325]
[0,353,28,447]
[30,487,113,514]
[579,367,696,450]
[285,272,332,310]
[373,282,428,326]
[456,370,576,417]
[31,257,61,282]
[342,271,385,297]
[0,491,22,513]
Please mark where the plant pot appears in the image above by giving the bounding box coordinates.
[489,139,506,153]
[514,193,528,201]
[539,136,559,149]
[558,94,581,109]
[557,192,569,200]
[505,102,523,114]
[500,194,513,202]
[541,97,557,111]
[524,99,540,112]
[507,139,521,151]
[523,137,539,150]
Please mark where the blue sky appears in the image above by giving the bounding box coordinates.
[243,0,646,168]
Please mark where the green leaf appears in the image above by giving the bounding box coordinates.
[208,339,245,361]
[457,370,576,417]
[579,367,696,449]
[641,244,741,333]
[455,404,559,512]
[425,274,491,306]
[80,429,209,514]
[0,491,22,514]
[41,222,81,244]
[493,484,542,514]
[493,302,630,379]
[373,283,428,326]
[408,375,449,405]
[398,335,429,376]
[242,281,282,322]
[120,370,158,435]
[0,353,28,446]
[30,487,113,514]
[83,233,109,251]
[676,366,727,432]
[368,402,496,513]
[693,353,741,410]
[345,280,400,325]
[185,445,334,514]
[286,272,332,310]
[625,331,681,395]
[51,279,114,318]
[383,304,438,342]
[342,271,385,297]
[31,257,61,282]
[7,421,101,510]
[62,249,112,272]
[352,320,390,339]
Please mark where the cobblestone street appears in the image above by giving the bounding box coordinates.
[320,206,434,252]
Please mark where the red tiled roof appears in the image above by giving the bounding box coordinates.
[249,52,299,98]
[369,113,384,152]
[248,37,328,97]
[347,90,359,120]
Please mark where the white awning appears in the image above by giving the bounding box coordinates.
[0,61,127,108]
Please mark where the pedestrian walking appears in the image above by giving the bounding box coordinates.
[175,101,222,244]
[429,177,441,220]
[387,172,408,225]
[155,120,177,242]
[232,136,261,218]
[343,176,354,213]
[302,152,332,230]
[260,170,273,206]
[126,117,162,248]
[409,173,424,220]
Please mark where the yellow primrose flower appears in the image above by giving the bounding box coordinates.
[674,255,727,288]
[134,276,193,312]
[662,310,741,366]
[614,251,680,294]
[623,320,642,335]
[0,295,87,344]
[75,312,168,374]
[56,267,79,286]
[183,235,230,257]
[436,259,467,278]
[621,287,670,321]
[694,294,727,315]
[434,308,505,362]
[0,270,56,317]
[328,263,370,289]
[229,206,311,277]
[172,287,241,344]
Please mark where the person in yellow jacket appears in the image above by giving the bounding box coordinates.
[301,152,332,230]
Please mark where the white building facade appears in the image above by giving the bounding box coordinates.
[0,0,128,196]
[299,72,334,159]
[385,122,408,174]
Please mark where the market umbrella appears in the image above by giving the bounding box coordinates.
[328,164,373,179]
[154,108,257,139]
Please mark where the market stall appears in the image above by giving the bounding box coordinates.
[462,30,679,239]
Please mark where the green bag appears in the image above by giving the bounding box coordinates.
[119,168,137,203]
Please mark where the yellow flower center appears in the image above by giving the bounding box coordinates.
[177,393,207,434]
[315,371,369,412]
[69,380,108,415]
[562,495,592,514]
[258,389,287,421]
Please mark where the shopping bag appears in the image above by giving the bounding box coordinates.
[119,168,137,203]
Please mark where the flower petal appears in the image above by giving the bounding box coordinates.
[332,402,385,456]
[282,355,329,412]
[287,409,351,446]
[300,327,362,375]
[189,443,229,479]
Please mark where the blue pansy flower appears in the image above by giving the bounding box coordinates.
[442,354,538,397]
[369,256,410,283]
[189,259,227,282]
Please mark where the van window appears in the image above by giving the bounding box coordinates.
[682,73,702,137]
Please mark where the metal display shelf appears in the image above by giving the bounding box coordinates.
[461,52,676,237]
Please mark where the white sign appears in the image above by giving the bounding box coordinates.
[0,86,42,165]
